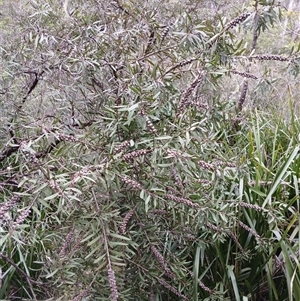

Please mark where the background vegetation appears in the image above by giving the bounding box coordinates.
[0,0,300,300]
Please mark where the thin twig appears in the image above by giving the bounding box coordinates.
[0,253,42,300]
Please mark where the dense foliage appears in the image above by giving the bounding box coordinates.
[0,0,299,300]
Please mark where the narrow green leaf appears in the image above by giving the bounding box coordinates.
[227,265,240,301]
[263,146,299,207]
